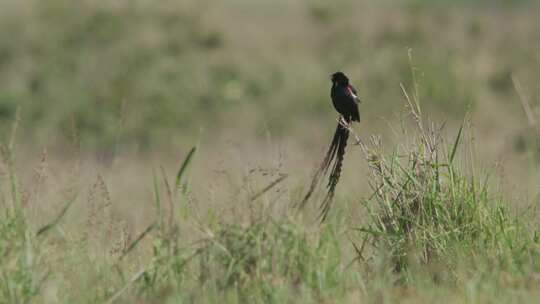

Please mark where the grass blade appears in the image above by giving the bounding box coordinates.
[175,147,197,192]
[250,174,288,202]
[119,222,157,261]
[36,195,77,237]
[152,168,163,234]
[105,267,148,304]
[160,166,175,229]
[449,120,464,164]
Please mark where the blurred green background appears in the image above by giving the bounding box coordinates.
[1,0,539,158]
[3,2,540,303]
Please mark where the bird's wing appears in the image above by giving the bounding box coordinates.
[347,85,360,103]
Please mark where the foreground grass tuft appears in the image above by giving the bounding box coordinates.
[359,123,537,279]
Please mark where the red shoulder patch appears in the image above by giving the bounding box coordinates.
[347,86,356,98]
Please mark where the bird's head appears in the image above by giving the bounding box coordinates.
[331,72,349,86]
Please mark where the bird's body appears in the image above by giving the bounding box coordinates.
[330,72,360,123]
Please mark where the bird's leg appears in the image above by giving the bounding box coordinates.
[336,116,367,152]
[338,116,349,129]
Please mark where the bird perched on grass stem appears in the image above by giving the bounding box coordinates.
[300,71,361,221]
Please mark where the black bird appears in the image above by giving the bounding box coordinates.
[330,71,360,123]
[300,71,361,221]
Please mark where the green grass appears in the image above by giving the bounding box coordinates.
[358,104,539,283]
[1,106,539,303]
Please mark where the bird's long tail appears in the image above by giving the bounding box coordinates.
[320,122,348,221]
[298,120,349,220]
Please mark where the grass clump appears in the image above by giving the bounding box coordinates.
[356,88,539,283]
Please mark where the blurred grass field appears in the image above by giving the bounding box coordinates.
[2,0,540,303]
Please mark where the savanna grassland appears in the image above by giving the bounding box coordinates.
[2,0,540,303]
